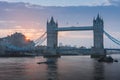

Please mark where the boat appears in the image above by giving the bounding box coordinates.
[98,56,118,63]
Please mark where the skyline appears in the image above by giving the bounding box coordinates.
[0,1,119,48]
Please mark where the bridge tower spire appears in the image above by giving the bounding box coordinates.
[92,14,105,57]
[47,17,58,55]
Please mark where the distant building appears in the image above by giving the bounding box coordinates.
[59,43,63,47]
[0,32,35,54]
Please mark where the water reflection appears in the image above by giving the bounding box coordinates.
[93,61,105,80]
[46,58,59,80]
[0,55,120,80]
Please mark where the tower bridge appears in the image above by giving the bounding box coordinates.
[1,14,120,57]
[46,14,105,58]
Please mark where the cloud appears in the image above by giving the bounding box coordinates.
[0,20,16,24]
[0,20,43,29]
[108,0,120,6]
[4,8,14,11]
[0,28,44,40]
[0,0,115,6]
[90,0,111,6]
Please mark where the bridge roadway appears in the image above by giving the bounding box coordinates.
[56,26,93,31]
[105,48,120,51]
[57,48,120,52]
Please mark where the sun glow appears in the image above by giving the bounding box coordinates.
[25,37,30,41]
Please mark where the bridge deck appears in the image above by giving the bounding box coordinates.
[105,48,120,51]
[56,26,93,31]
[57,48,120,51]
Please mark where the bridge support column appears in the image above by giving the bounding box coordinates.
[46,17,58,56]
[91,14,105,58]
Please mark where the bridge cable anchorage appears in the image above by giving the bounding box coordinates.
[104,30,120,46]
[34,32,47,46]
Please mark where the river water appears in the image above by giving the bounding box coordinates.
[0,54,120,80]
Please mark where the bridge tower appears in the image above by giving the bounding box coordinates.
[47,17,58,55]
[92,14,105,58]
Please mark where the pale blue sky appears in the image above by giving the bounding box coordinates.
[0,0,114,6]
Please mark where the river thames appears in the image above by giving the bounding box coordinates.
[0,54,120,80]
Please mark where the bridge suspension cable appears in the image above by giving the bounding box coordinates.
[104,30,120,46]
[34,32,47,46]
[34,32,46,42]
[35,36,47,46]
